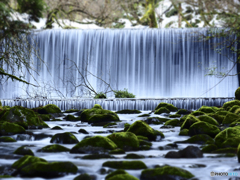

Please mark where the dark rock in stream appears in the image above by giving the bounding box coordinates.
[74,173,97,180]
[13,146,34,156]
[165,146,203,158]
[50,132,79,144]
[78,128,89,134]
[34,133,53,140]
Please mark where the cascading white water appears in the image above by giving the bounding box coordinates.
[0,28,238,99]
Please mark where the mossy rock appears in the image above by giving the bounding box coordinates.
[140,165,194,180]
[137,136,148,141]
[20,161,77,177]
[215,110,229,116]
[39,114,52,121]
[229,105,240,113]
[201,144,218,153]
[197,115,219,126]
[34,104,61,114]
[154,107,170,114]
[0,122,25,135]
[64,115,81,121]
[176,134,214,144]
[12,155,47,170]
[50,132,79,144]
[230,119,240,127]
[215,126,240,147]
[222,112,240,124]
[107,132,139,150]
[169,114,181,118]
[191,111,206,116]
[179,115,188,123]
[0,175,13,178]
[179,129,189,136]
[14,146,34,156]
[124,153,145,159]
[222,100,240,110]
[212,147,237,154]
[235,108,240,115]
[155,103,178,112]
[238,144,240,162]
[188,121,220,138]
[78,128,89,134]
[145,117,168,124]
[139,139,152,150]
[82,154,114,159]
[70,136,117,154]
[0,136,16,142]
[180,115,200,130]
[106,169,139,180]
[127,120,164,141]
[164,119,180,126]
[198,106,216,113]
[38,144,70,152]
[207,114,225,124]
[123,123,130,131]
[109,149,125,154]
[64,109,79,113]
[176,109,190,115]
[81,105,119,123]
[138,114,150,117]
[0,106,49,129]
[103,122,117,128]
[116,110,141,114]
[51,126,63,130]
[220,137,240,148]
[74,173,93,180]
[102,161,147,170]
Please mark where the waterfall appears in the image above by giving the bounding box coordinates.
[0,28,238,99]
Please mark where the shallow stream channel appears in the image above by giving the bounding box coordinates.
[0,105,239,180]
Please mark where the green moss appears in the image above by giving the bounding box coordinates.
[176,109,190,115]
[138,114,150,117]
[198,106,216,113]
[0,175,12,178]
[51,126,63,130]
[140,166,194,179]
[102,161,147,170]
[169,114,181,118]
[124,153,144,159]
[197,115,219,126]
[222,100,240,110]
[177,134,214,144]
[201,144,218,153]
[235,87,240,100]
[65,115,81,121]
[82,154,114,159]
[35,104,61,114]
[178,129,189,136]
[107,174,139,180]
[64,109,79,113]
[115,110,141,114]
[20,161,78,177]
[103,122,117,128]
[165,119,180,126]
[212,148,237,154]
[215,110,229,116]
[109,149,125,154]
[74,173,92,180]
[70,136,117,153]
[127,120,162,141]
[220,137,240,148]
[180,115,200,130]
[124,123,130,131]
[50,132,79,144]
[179,115,188,123]
[189,121,220,138]
[191,111,206,116]
[229,105,240,113]
[0,122,25,135]
[12,155,47,170]
[39,114,51,121]
[14,146,34,156]
[147,117,169,123]
[0,136,16,142]
[222,112,240,124]
[81,106,119,123]
[238,144,240,162]
[107,132,139,150]
[207,114,225,124]
[106,169,128,179]
[38,144,70,152]
[215,126,240,147]
[155,103,178,112]
[230,119,240,127]
[154,107,170,114]
[137,136,148,141]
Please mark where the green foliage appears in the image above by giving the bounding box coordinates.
[114,88,135,98]
[166,8,178,17]
[94,92,107,99]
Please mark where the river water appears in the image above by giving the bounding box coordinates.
[0,111,239,180]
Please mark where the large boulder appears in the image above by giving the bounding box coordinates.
[215,126,240,147]
[222,100,240,110]
[50,132,79,144]
[197,115,219,126]
[176,134,214,145]
[107,132,139,150]
[14,146,34,156]
[188,121,220,138]
[198,106,216,113]
[38,144,70,152]
[155,103,178,112]
[165,146,203,158]
[0,122,25,135]
[222,112,240,125]
[180,115,200,130]
[140,166,194,180]
[70,136,117,154]
[80,104,119,123]
[106,170,139,180]
[127,120,164,141]
[103,161,147,170]
[0,106,49,129]
[33,104,61,114]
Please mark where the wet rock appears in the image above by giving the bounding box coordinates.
[222,100,240,110]
[74,173,96,180]
[222,112,240,125]
[103,123,117,128]
[115,110,141,114]
[154,107,170,114]
[181,115,200,130]
[82,154,115,159]
[50,132,79,144]
[201,144,218,153]
[107,132,139,150]
[179,129,189,136]
[197,115,219,126]
[188,164,206,168]
[103,161,147,170]
[215,126,240,147]
[13,146,34,156]
[212,147,237,154]
[105,169,139,180]
[165,151,181,158]
[207,114,225,124]
[191,111,206,116]
[109,149,125,154]
[0,136,16,142]
[164,119,181,126]
[159,143,178,150]
[33,104,61,114]
[176,109,191,115]
[140,165,194,180]
[144,117,164,125]
[74,109,86,116]
[70,136,117,154]
[220,137,240,148]
[176,134,214,144]
[34,133,52,140]
[78,128,89,134]
[178,146,203,158]
[64,115,81,121]
[0,122,25,135]
[38,144,70,152]
[124,153,145,159]
[198,106,217,113]
[188,121,220,138]
[88,114,120,124]
[138,114,150,117]
[98,168,113,175]
[169,114,181,118]
[38,114,52,121]
[64,109,79,113]
[51,126,63,130]
[155,103,178,112]
[160,125,174,129]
